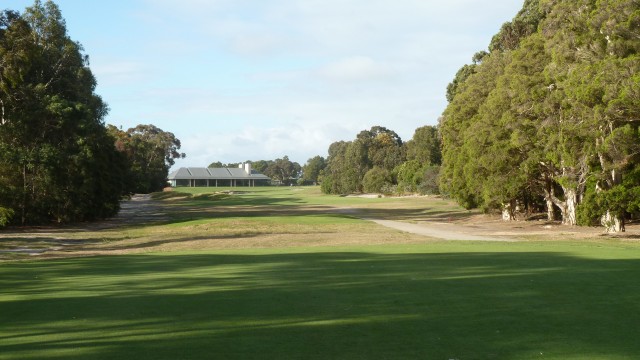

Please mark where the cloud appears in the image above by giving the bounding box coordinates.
[174,122,356,168]
[319,56,393,82]
[202,18,287,56]
[91,61,148,86]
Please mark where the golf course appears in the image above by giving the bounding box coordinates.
[2,187,640,359]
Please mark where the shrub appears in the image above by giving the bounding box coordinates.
[363,167,392,193]
[418,166,440,195]
[0,207,14,228]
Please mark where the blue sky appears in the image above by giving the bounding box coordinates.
[5,0,524,169]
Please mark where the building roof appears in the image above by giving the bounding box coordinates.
[168,167,271,180]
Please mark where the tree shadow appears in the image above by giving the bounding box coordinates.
[2,251,640,359]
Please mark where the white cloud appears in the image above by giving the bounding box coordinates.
[320,56,393,82]
[174,122,355,168]
[91,61,148,86]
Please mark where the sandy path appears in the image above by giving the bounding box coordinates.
[363,218,513,241]
[333,207,514,241]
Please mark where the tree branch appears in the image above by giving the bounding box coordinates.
[0,97,5,125]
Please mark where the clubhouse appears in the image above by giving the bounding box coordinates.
[168,163,271,187]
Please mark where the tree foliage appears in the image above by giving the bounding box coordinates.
[108,124,185,194]
[302,156,326,185]
[0,1,127,225]
[440,0,640,231]
[0,2,188,226]
[321,126,406,194]
[405,125,441,166]
[363,167,392,194]
[264,156,301,185]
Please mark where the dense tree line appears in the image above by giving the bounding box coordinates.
[0,1,184,226]
[440,0,640,232]
[320,125,441,195]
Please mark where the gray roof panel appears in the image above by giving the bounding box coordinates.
[168,167,270,180]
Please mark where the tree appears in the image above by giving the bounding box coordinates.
[109,124,185,193]
[302,156,326,185]
[440,51,510,209]
[446,64,476,103]
[250,160,271,174]
[578,165,640,232]
[0,1,127,224]
[489,0,544,52]
[357,126,405,172]
[264,156,300,185]
[363,167,392,194]
[439,0,640,231]
[127,124,185,193]
[394,160,424,193]
[405,125,441,166]
[321,141,350,194]
[418,166,441,195]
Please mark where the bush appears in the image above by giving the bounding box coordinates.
[394,160,423,193]
[417,166,440,195]
[363,167,392,193]
[0,207,14,228]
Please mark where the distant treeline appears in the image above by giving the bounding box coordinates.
[0,1,184,226]
[319,125,441,196]
[215,124,441,193]
[209,157,302,186]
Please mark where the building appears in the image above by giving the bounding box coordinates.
[168,163,271,187]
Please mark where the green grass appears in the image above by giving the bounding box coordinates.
[2,242,640,359]
[2,187,640,358]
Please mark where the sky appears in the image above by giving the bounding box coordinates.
[5,0,524,169]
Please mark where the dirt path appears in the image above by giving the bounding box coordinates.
[363,218,514,241]
[0,195,170,258]
[94,194,169,229]
[332,207,514,241]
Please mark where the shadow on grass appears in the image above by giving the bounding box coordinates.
[1,250,640,359]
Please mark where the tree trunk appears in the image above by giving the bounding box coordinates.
[501,200,516,221]
[546,197,555,221]
[21,164,27,225]
[601,211,625,233]
[599,170,625,233]
[543,179,555,221]
[549,186,578,226]
[563,188,577,226]
[0,98,5,125]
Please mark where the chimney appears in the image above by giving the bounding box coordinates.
[244,163,252,175]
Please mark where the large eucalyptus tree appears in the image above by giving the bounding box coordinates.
[0,1,126,225]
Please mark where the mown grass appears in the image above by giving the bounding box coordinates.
[2,242,640,359]
[2,187,640,359]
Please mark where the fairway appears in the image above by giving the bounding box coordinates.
[2,187,640,359]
